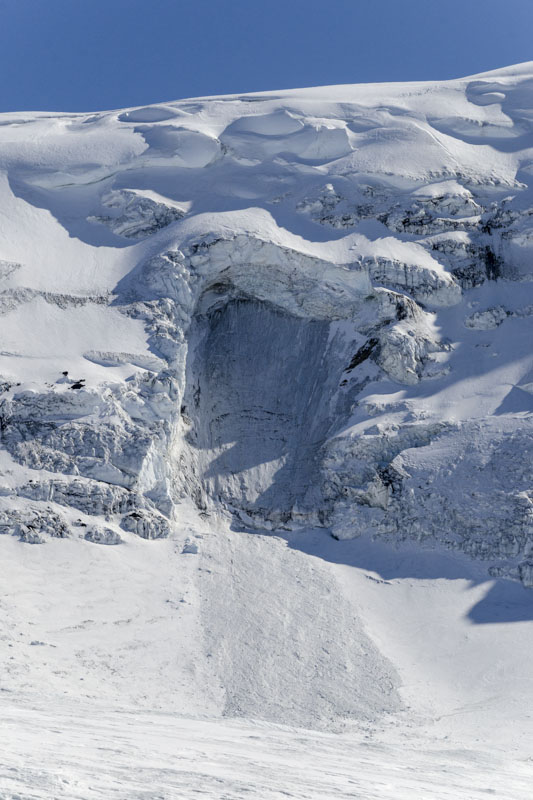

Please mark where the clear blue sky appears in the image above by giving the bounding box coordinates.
[1,0,532,112]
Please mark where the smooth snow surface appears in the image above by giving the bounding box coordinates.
[1,63,533,797]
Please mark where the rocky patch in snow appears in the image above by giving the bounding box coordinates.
[89,189,186,239]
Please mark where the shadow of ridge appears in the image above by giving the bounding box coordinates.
[466,579,533,624]
[493,385,533,415]
[268,526,533,624]
[7,173,134,249]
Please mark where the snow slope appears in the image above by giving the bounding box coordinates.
[2,699,531,800]
[1,62,533,796]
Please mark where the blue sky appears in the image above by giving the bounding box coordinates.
[1,0,532,111]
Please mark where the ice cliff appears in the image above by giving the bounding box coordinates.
[1,62,533,587]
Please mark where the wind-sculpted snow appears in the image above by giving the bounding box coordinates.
[1,64,533,747]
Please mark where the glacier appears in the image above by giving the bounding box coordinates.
[1,62,533,798]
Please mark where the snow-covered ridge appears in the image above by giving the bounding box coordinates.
[0,62,533,595]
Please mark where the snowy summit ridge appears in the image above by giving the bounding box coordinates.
[1,64,533,762]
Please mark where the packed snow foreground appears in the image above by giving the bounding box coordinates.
[1,63,533,798]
